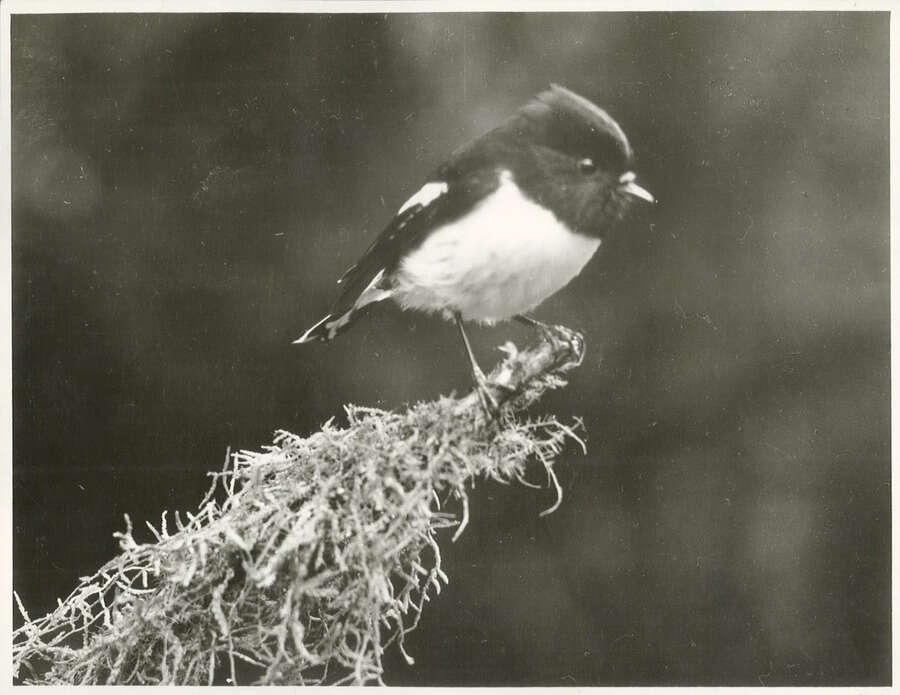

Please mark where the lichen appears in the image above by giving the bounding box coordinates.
[14,339,584,685]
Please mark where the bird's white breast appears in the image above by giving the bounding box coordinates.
[391,171,601,323]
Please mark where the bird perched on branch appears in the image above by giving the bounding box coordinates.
[296,84,654,413]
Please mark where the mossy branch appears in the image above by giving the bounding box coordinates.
[13,325,587,685]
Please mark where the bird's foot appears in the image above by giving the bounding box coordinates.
[471,366,516,419]
[542,324,585,368]
[514,315,585,367]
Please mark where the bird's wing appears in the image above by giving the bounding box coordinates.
[327,164,502,319]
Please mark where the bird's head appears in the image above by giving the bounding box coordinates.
[508,84,654,236]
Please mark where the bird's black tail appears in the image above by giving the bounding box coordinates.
[293,308,360,344]
[294,271,393,344]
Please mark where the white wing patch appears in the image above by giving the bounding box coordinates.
[353,268,392,309]
[398,181,448,215]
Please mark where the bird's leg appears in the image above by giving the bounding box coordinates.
[514,313,552,332]
[454,312,500,416]
[515,313,564,343]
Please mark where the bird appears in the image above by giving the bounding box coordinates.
[295,84,654,413]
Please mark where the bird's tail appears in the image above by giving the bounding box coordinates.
[294,270,393,344]
[293,308,360,344]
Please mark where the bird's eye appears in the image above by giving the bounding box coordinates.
[578,158,597,175]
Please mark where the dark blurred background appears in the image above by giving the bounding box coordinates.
[11,12,889,686]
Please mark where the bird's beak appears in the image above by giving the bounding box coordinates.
[618,171,655,204]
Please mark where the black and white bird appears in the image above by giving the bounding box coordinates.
[296,84,653,411]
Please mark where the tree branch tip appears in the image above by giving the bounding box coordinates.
[14,325,590,686]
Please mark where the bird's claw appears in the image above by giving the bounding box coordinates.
[515,314,584,367]
[540,324,585,367]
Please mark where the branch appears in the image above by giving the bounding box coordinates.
[13,326,586,686]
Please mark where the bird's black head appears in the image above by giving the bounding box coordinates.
[504,84,653,237]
